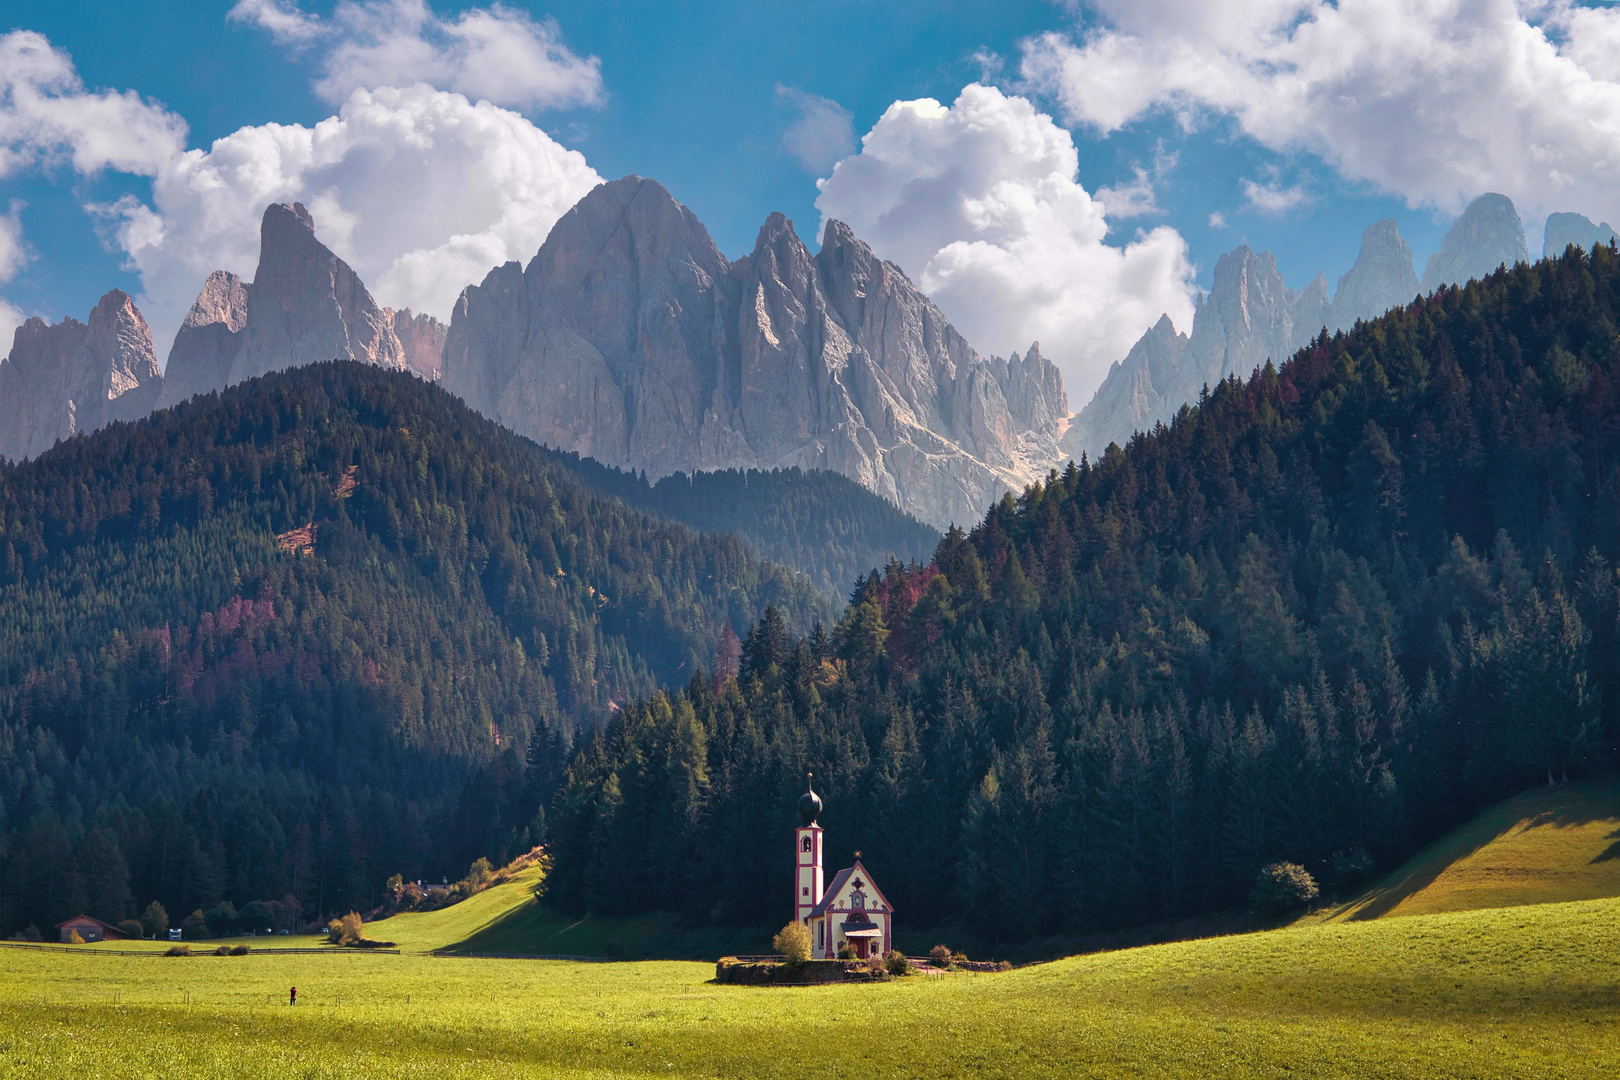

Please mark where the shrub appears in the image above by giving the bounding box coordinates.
[1251,861,1320,917]
[66,929,85,945]
[13,925,41,943]
[181,909,208,941]
[139,901,168,940]
[463,857,495,893]
[117,919,144,940]
[929,944,952,967]
[885,950,913,976]
[997,960,1012,971]
[230,945,250,956]
[837,944,857,960]
[165,945,191,957]
[328,911,365,945]
[215,945,232,955]
[772,921,812,965]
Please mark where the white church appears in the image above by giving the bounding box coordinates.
[794,775,894,960]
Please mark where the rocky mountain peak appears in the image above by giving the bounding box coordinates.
[441,176,1067,527]
[0,289,163,461]
[161,203,408,409]
[1330,218,1420,332]
[1065,242,1323,460]
[1543,212,1618,259]
[87,290,161,405]
[1422,193,1528,291]
[388,308,447,380]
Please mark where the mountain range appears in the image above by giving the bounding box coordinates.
[0,180,1065,531]
[1064,192,1562,457]
[440,176,1066,529]
[4,180,1618,524]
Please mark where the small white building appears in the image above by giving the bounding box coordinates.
[794,776,894,960]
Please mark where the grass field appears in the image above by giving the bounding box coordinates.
[1322,779,1620,922]
[3,859,1619,1079]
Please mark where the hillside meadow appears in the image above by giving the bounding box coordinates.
[1,867,1617,1079]
[1317,779,1620,922]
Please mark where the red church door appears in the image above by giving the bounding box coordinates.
[854,938,869,959]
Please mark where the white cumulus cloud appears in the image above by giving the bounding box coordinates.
[1,30,604,363]
[0,30,187,180]
[815,83,1196,403]
[227,0,324,46]
[231,0,606,112]
[776,85,856,173]
[98,83,602,357]
[0,298,23,353]
[0,201,26,282]
[1022,0,1620,224]
[1241,176,1310,215]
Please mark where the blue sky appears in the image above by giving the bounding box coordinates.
[3,1,1616,402]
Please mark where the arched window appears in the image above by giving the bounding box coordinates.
[801,835,812,852]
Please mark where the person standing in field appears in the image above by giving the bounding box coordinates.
[290,986,297,1005]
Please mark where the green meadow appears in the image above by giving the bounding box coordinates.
[3,854,1619,1079]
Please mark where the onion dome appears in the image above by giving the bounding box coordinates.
[797,773,823,826]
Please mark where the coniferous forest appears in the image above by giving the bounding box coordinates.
[546,244,1620,942]
[7,245,1620,946]
[0,362,831,937]
[540,455,941,600]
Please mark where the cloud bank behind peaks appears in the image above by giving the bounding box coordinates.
[1023,0,1620,223]
[230,0,606,111]
[104,84,602,356]
[815,84,1196,403]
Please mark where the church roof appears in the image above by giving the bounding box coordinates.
[807,867,854,919]
[807,858,892,919]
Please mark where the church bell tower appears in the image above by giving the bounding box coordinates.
[795,773,824,924]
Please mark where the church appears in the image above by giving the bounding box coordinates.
[794,776,894,960]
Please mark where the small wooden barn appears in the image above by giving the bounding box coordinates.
[55,915,130,943]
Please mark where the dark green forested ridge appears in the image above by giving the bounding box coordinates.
[542,454,941,599]
[0,361,829,938]
[547,243,1620,943]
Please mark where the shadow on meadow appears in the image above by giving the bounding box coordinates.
[1329,779,1620,921]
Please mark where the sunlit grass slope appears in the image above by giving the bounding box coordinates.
[1,896,1617,1078]
[367,863,551,953]
[1322,780,1620,922]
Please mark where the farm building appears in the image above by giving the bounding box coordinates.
[55,916,131,943]
[794,777,894,959]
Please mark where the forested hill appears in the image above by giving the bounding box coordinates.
[0,361,828,939]
[543,455,941,598]
[548,243,1620,941]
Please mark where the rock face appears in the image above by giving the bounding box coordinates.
[161,203,408,408]
[1422,194,1528,291]
[1063,246,1320,458]
[1330,219,1421,332]
[160,271,251,407]
[1061,315,1189,456]
[441,176,1068,527]
[1543,212,1618,259]
[0,290,163,461]
[389,309,446,380]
